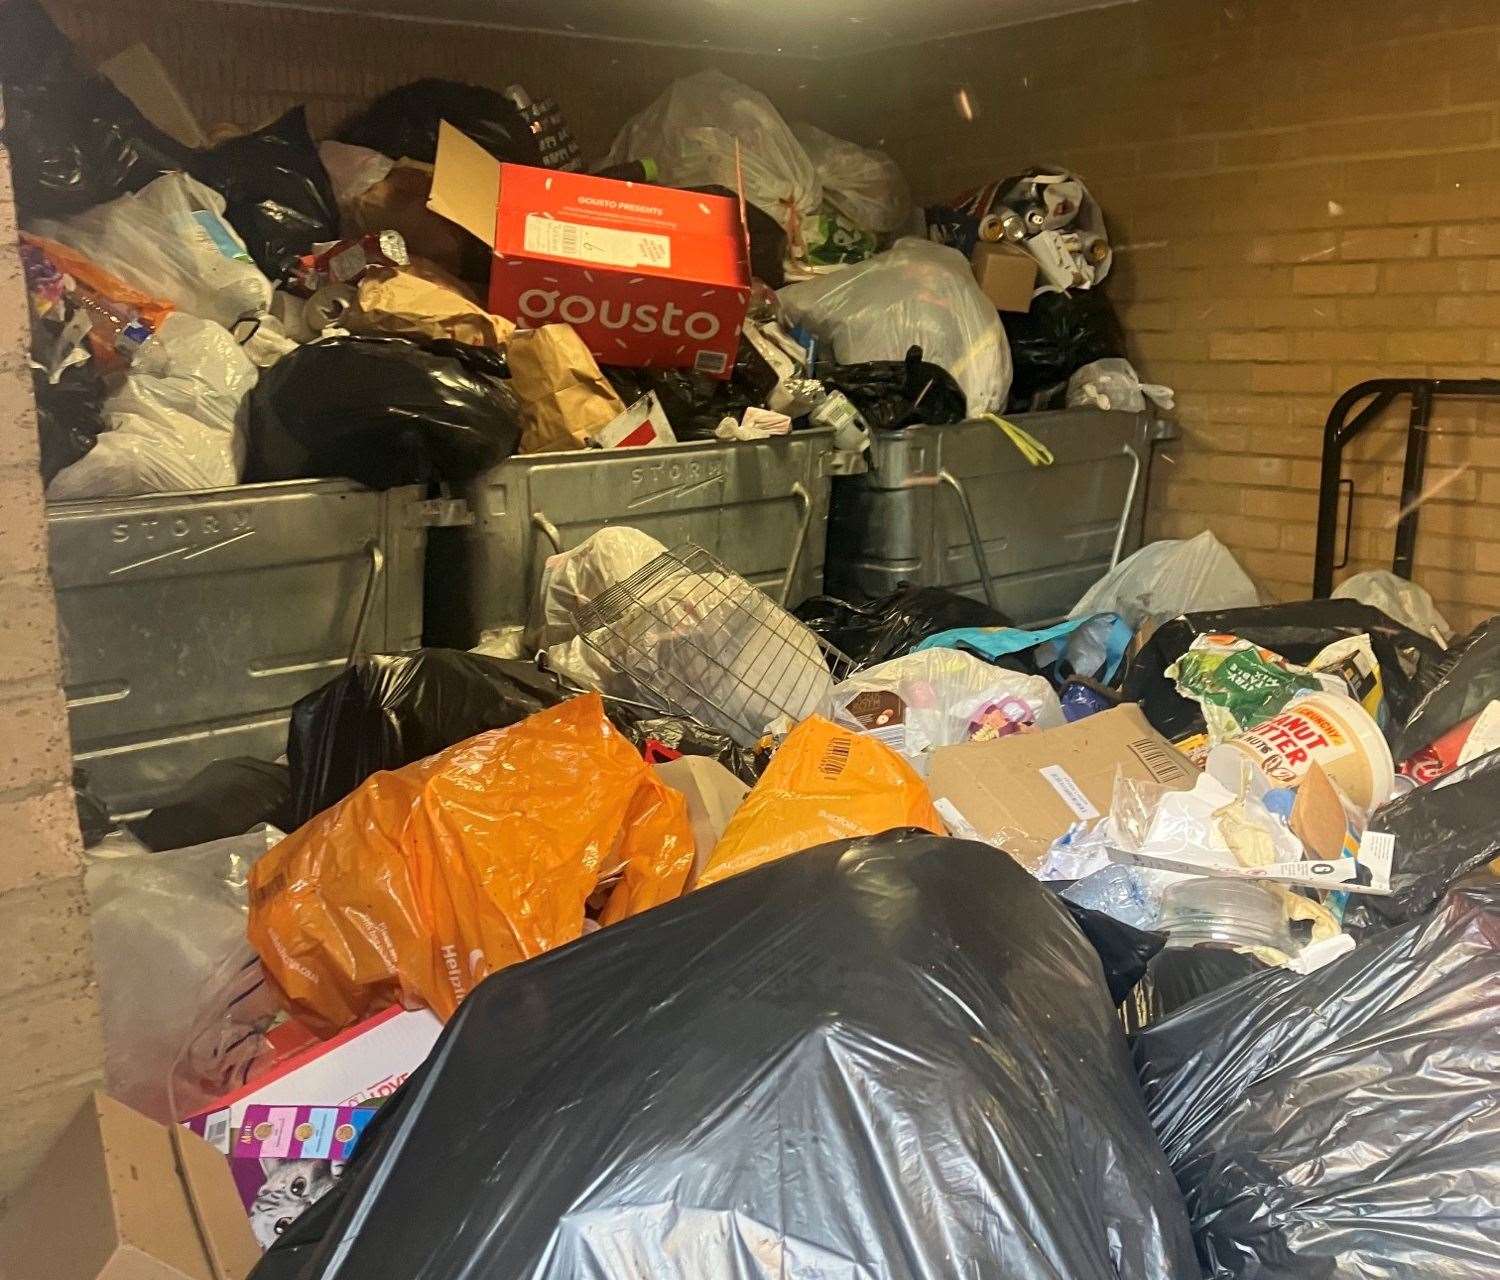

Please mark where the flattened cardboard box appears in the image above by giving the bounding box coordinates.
[0,1091,259,1280]
[927,704,1199,870]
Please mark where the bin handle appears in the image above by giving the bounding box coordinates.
[532,512,563,553]
[1108,443,1145,571]
[779,482,814,607]
[938,469,998,611]
[523,511,565,613]
[346,541,386,666]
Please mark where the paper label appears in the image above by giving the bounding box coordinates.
[237,1104,376,1163]
[524,214,671,270]
[1357,830,1394,891]
[842,691,907,754]
[1038,765,1100,821]
[967,696,1036,741]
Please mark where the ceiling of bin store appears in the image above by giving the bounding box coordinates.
[229,0,1134,54]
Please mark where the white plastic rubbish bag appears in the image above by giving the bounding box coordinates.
[792,122,911,234]
[824,647,1063,773]
[1068,358,1175,414]
[779,238,1012,414]
[526,527,669,653]
[85,825,281,1123]
[607,71,820,244]
[46,313,256,500]
[32,171,274,332]
[1069,531,1261,630]
[1333,569,1453,644]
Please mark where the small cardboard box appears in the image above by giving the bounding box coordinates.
[0,1092,260,1280]
[428,122,751,377]
[183,1006,441,1158]
[970,241,1038,312]
[927,704,1199,869]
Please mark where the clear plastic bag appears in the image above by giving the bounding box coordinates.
[85,825,282,1122]
[607,71,820,245]
[779,238,1012,414]
[526,527,668,653]
[823,647,1063,773]
[31,170,273,331]
[46,313,256,499]
[1060,863,1173,932]
[791,122,911,234]
[1069,530,1261,629]
[1332,569,1453,645]
[1067,357,1175,413]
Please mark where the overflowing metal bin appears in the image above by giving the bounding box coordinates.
[49,480,427,817]
[424,429,834,649]
[825,409,1176,624]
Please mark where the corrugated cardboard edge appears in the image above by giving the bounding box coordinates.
[169,1125,260,1280]
[427,121,502,247]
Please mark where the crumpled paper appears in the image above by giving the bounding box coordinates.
[508,323,626,454]
[347,267,514,347]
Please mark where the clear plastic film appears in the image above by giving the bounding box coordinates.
[778,237,1012,414]
[822,646,1064,773]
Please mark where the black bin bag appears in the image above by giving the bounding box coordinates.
[1341,746,1500,936]
[287,650,565,826]
[1134,883,1500,1280]
[202,107,339,277]
[1003,287,1126,411]
[288,650,761,827]
[246,336,522,488]
[0,0,193,218]
[1392,614,1500,759]
[819,346,968,430]
[339,79,541,166]
[1123,599,1442,743]
[795,586,1012,665]
[253,832,1198,1280]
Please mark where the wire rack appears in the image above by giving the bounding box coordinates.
[572,544,853,746]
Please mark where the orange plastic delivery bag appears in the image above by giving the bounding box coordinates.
[248,694,693,1033]
[696,716,945,889]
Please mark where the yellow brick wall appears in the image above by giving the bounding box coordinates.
[821,0,1500,632]
[41,0,821,157]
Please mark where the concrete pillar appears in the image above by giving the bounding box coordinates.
[0,96,105,1204]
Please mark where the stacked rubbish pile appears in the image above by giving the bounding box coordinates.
[19,509,1494,1280]
[4,6,1497,1279]
[8,0,1146,508]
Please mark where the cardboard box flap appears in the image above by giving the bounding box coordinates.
[427,120,502,247]
[927,705,1198,871]
[0,1092,258,1280]
[493,165,748,287]
[0,1094,118,1280]
[171,1127,263,1280]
